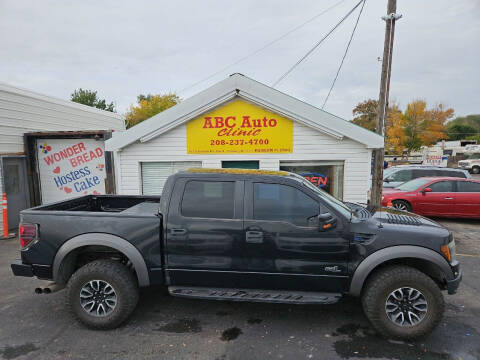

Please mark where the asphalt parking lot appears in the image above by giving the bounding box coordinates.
[0,217,479,360]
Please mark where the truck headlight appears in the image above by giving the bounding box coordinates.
[441,236,457,263]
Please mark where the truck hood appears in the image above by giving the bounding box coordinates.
[369,206,444,228]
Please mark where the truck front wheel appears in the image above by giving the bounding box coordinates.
[472,166,480,174]
[66,259,139,329]
[361,266,444,340]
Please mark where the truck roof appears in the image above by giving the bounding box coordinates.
[185,168,291,177]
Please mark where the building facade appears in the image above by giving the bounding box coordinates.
[107,74,383,203]
[0,82,125,233]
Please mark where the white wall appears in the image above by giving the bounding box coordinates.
[0,82,125,233]
[116,121,372,203]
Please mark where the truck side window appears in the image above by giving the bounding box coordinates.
[253,183,319,226]
[181,181,235,219]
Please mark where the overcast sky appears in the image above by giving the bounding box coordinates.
[1,0,479,120]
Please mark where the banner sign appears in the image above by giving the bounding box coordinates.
[37,138,106,203]
[422,155,448,167]
[186,100,293,154]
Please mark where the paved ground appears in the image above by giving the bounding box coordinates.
[0,218,479,360]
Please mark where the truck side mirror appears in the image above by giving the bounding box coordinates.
[422,187,432,194]
[317,212,337,231]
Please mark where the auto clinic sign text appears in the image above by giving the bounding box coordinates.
[186,100,293,154]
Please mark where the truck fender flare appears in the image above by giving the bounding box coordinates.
[53,233,150,287]
[348,245,453,297]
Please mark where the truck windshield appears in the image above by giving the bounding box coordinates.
[395,178,431,191]
[290,174,353,220]
[468,153,480,159]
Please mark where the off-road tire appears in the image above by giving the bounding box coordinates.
[66,259,139,330]
[361,266,444,340]
[392,200,412,212]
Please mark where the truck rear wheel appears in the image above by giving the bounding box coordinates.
[66,259,139,330]
[361,266,444,340]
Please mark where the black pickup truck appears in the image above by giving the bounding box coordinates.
[11,169,461,339]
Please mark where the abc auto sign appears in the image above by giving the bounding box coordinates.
[186,100,293,154]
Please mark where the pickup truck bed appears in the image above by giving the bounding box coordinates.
[37,195,160,213]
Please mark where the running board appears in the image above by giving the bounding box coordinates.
[168,286,342,305]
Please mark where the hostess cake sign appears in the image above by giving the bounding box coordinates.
[37,138,106,203]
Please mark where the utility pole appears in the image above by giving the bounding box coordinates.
[370,0,401,207]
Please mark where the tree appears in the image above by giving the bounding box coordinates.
[125,93,181,128]
[71,88,115,112]
[351,99,400,132]
[447,114,480,133]
[351,99,378,132]
[447,124,477,141]
[386,100,454,154]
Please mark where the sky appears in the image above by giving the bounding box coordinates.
[1,0,479,120]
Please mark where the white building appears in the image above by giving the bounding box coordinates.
[107,74,383,204]
[0,82,125,233]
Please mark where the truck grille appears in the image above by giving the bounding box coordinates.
[386,213,422,226]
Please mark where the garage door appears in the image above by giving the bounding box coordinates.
[141,161,201,195]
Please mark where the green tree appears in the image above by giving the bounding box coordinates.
[71,88,115,112]
[125,93,181,128]
[447,114,480,132]
[447,124,477,141]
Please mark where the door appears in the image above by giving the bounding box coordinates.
[2,157,30,230]
[416,180,456,216]
[243,180,349,292]
[454,181,480,217]
[165,178,246,287]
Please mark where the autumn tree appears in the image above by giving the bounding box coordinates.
[125,93,181,128]
[71,88,115,112]
[351,99,378,131]
[386,100,454,154]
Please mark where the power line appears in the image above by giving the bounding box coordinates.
[272,0,365,88]
[178,0,347,95]
[322,0,366,109]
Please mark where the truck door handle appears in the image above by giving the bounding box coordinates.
[171,228,187,235]
[246,231,263,243]
[444,197,453,200]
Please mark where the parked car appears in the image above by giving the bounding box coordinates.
[383,165,471,188]
[11,169,461,340]
[458,153,480,174]
[382,177,480,219]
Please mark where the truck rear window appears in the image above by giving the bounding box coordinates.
[181,181,235,219]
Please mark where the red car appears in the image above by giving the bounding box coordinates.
[381,177,480,219]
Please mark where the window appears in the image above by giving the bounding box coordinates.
[253,183,319,226]
[428,181,454,192]
[279,161,344,200]
[437,170,467,178]
[181,181,235,219]
[457,181,480,192]
[390,169,412,182]
[413,169,436,178]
